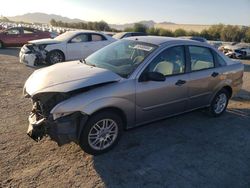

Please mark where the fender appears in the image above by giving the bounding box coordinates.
[51,97,135,128]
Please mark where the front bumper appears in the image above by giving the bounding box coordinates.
[27,112,88,146]
[19,46,45,67]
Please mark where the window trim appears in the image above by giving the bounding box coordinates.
[187,45,216,72]
[90,33,107,41]
[211,49,226,67]
[68,33,90,43]
[139,45,187,81]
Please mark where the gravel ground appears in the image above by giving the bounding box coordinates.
[0,48,250,188]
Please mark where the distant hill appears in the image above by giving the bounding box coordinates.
[7,12,85,24]
[6,12,212,32]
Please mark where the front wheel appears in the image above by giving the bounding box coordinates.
[208,89,229,117]
[46,50,65,65]
[79,111,123,155]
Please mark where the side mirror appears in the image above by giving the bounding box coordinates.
[141,72,165,82]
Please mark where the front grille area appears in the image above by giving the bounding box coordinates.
[32,92,70,119]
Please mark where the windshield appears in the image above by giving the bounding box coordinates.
[85,40,158,78]
[54,31,76,41]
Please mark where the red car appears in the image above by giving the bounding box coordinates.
[0,27,51,48]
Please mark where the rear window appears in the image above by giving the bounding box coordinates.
[215,53,227,66]
[189,46,214,71]
[91,34,106,41]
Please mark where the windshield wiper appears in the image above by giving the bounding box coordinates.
[80,59,96,67]
[80,59,86,64]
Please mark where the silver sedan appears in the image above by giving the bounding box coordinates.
[24,36,244,155]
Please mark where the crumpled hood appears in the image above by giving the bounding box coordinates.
[24,61,121,96]
[29,38,60,45]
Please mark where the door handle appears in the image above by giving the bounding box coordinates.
[175,80,186,86]
[211,72,219,77]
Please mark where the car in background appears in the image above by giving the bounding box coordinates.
[23,36,243,155]
[178,36,208,43]
[219,44,250,59]
[0,27,51,48]
[19,30,116,66]
[113,32,147,39]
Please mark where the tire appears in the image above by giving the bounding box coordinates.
[79,111,123,155]
[46,50,65,65]
[208,89,229,117]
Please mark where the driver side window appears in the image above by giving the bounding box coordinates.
[7,29,20,35]
[147,46,185,76]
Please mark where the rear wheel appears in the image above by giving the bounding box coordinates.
[79,111,123,155]
[208,89,229,117]
[47,50,65,65]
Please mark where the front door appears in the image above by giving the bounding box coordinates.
[136,46,189,124]
[66,33,90,60]
[4,28,22,46]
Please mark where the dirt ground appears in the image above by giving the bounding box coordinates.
[0,48,250,188]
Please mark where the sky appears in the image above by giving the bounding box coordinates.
[0,0,249,25]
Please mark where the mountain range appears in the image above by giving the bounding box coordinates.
[6,12,176,30]
[7,13,85,24]
[5,12,211,32]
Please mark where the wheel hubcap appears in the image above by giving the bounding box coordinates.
[214,93,227,114]
[88,119,118,150]
[50,52,63,64]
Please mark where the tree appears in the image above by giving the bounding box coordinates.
[244,27,250,42]
[187,30,200,37]
[207,24,224,40]
[50,19,57,26]
[124,27,133,32]
[221,25,242,42]
[159,28,174,37]
[200,29,211,40]
[133,23,147,33]
[174,29,186,37]
[147,27,160,35]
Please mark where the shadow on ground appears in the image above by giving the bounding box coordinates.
[92,108,250,188]
[0,48,20,57]
[244,64,250,72]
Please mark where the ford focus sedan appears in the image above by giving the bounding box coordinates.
[23,36,244,155]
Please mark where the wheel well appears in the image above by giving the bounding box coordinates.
[222,86,232,98]
[91,107,127,129]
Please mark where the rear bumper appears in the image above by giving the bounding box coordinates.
[27,112,88,146]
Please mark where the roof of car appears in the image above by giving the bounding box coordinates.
[66,30,104,34]
[124,36,201,46]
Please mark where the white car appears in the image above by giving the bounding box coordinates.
[19,30,116,66]
[219,44,250,59]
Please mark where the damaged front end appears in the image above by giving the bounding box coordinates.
[20,44,48,66]
[26,92,88,145]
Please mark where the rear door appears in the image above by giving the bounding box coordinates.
[86,33,110,55]
[186,45,222,109]
[136,45,189,124]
